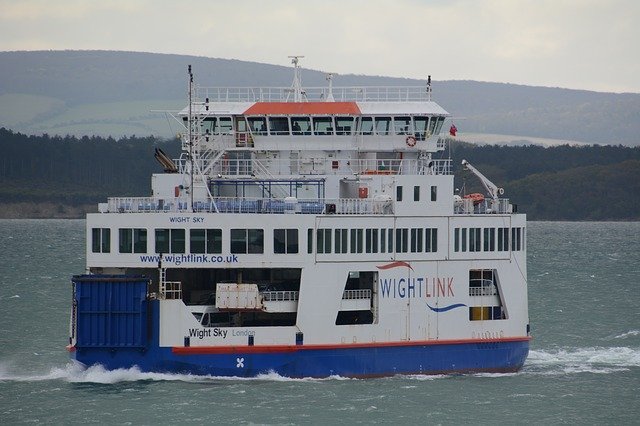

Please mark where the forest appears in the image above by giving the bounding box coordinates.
[0,128,638,220]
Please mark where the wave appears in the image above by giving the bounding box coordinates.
[525,346,640,375]
[610,330,640,340]
[0,362,353,384]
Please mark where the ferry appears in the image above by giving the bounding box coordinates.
[69,58,530,377]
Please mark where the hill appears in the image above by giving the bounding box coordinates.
[1,50,639,146]
[0,128,638,220]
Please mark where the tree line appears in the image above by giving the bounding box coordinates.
[0,128,638,220]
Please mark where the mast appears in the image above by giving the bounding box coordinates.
[288,55,305,102]
[188,65,194,212]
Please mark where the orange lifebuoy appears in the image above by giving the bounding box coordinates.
[464,193,485,205]
[406,136,417,147]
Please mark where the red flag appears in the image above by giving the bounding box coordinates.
[449,124,457,136]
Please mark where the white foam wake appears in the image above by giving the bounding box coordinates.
[526,346,640,374]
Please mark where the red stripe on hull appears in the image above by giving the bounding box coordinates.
[172,336,532,355]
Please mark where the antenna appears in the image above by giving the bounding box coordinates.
[325,73,336,102]
[427,75,432,102]
[288,55,305,102]
[188,65,194,212]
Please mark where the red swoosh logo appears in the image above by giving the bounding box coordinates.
[376,261,413,271]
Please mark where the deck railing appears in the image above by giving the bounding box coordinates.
[197,86,432,103]
[342,289,373,300]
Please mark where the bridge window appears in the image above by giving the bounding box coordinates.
[218,117,233,134]
[231,229,264,254]
[396,185,403,201]
[202,117,217,134]
[431,185,437,201]
[268,117,290,135]
[291,117,311,135]
[360,117,373,135]
[414,116,428,140]
[119,228,147,253]
[375,117,391,135]
[469,227,482,252]
[312,117,334,135]
[393,116,412,135]
[91,228,111,253]
[155,229,185,254]
[247,117,267,135]
[414,185,420,201]
[191,229,222,254]
[335,116,355,135]
[274,229,298,254]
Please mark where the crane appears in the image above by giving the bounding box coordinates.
[461,159,504,202]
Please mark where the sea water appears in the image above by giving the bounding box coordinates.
[0,220,638,424]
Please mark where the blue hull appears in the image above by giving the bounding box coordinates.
[71,340,529,378]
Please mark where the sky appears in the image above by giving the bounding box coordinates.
[1,0,639,93]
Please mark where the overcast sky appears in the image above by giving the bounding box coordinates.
[1,0,638,93]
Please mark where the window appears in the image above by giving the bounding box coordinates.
[365,229,378,253]
[483,228,495,251]
[414,116,428,140]
[387,228,394,253]
[350,229,363,253]
[191,229,222,254]
[307,228,314,253]
[393,116,412,135]
[431,185,437,201]
[247,117,267,135]
[410,228,423,253]
[291,117,311,135]
[312,117,334,135]
[231,229,263,254]
[274,229,298,254]
[454,228,460,252]
[414,185,420,201]
[360,117,373,135]
[155,229,185,254]
[469,228,481,252]
[91,228,110,253]
[316,229,332,254]
[202,117,217,134]
[512,227,522,251]
[374,117,391,135]
[425,228,437,252]
[497,227,509,251]
[335,117,355,135]
[268,117,290,135]
[218,117,233,133]
[461,228,468,252]
[396,185,403,202]
[119,228,147,253]
[335,229,348,253]
[380,229,386,253]
[395,228,409,253]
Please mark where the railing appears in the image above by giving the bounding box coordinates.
[469,286,497,297]
[342,289,372,300]
[175,157,452,177]
[262,291,299,302]
[160,281,182,300]
[197,86,433,103]
[106,196,394,215]
[454,198,512,215]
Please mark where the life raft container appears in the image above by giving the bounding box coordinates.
[464,193,485,205]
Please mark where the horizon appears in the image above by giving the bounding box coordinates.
[1,0,638,94]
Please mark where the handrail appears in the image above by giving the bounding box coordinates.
[197,86,433,103]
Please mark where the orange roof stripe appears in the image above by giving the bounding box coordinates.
[244,102,361,115]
